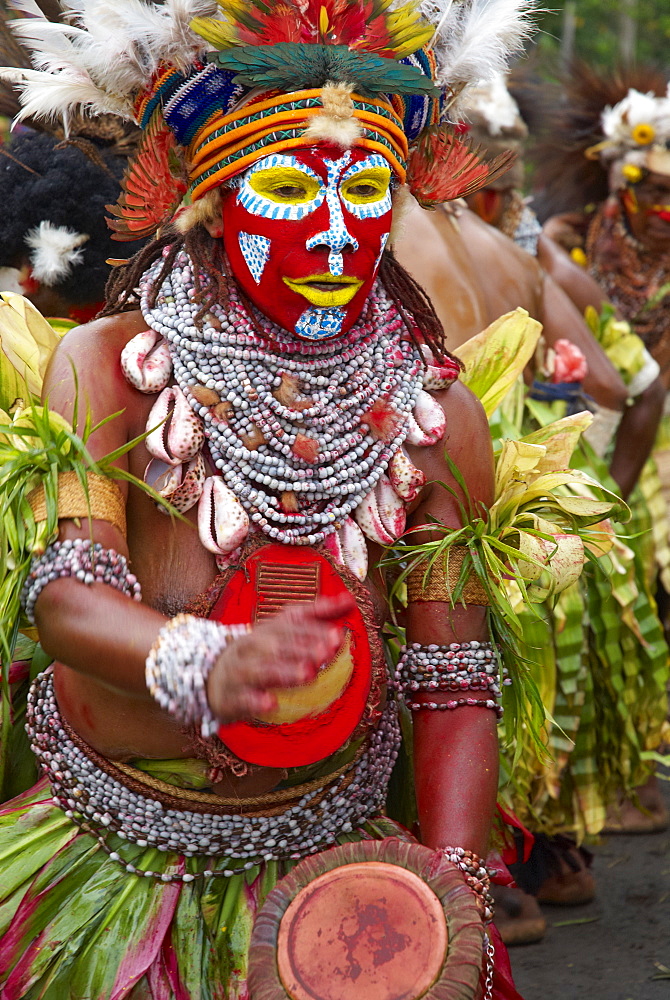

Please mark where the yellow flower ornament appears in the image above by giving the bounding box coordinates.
[631,122,656,145]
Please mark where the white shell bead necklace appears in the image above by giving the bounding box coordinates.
[140,251,424,545]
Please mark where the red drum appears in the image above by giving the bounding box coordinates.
[212,544,376,767]
[249,838,484,1000]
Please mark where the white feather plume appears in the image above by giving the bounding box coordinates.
[419,0,536,111]
[25,221,89,285]
[601,85,670,150]
[0,67,133,124]
[459,72,526,136]
[3,0,217,125]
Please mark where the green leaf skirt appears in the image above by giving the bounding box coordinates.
[0,776,405,1000]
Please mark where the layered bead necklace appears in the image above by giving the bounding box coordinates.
[139,250,425,547]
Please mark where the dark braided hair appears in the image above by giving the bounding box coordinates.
[102,225,229,324]
[378,249,461,368]
[102,223,459,367]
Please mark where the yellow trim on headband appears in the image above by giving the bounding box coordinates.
[189,106,325,171]
[190,88,323,152]
[190,105,407,174]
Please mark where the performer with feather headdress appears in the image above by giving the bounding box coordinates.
[531,66,670,837]
[0,2,580,997]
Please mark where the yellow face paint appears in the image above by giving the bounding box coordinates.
[248,166,322,206]
[340,166,391,206]
[282,274,363,307]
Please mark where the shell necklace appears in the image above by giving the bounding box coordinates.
[122,250,457,579]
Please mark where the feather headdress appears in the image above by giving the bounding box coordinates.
[529,64,670,217]
[3,0,536,236]
[455,72,527,189]
[420,0,536,113]
[594,84,670,185]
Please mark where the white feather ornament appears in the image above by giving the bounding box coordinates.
[419,0,536,112]
[2,0,216,126]
[25,221,89,284]
[601,85,670,151]
[460,72,525,136]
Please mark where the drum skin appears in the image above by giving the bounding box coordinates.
[248,838,485,1000]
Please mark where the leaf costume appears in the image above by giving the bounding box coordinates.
[0,3,624,999]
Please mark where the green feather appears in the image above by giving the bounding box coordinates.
[207,44,438,98]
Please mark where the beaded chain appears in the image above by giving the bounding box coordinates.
[27,668,401,883]
[439,845,496,1000]
[439,845,495,922]
[21,539,142,625]
[395,641,508,717]
[145,614,252,737]
[140,251,425,545]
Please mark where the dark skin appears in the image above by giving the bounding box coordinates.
[37,291,497,856]
[394,201,664,500]
[623,171,670,254]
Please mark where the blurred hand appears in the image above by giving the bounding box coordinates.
[206,593,355,723]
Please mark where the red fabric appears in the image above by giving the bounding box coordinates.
[484,850,526,998]
[490,922,526,1000]
[68,301,104,324]
[496,803,534,866]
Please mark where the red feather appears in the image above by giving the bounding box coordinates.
[209,0,429,57]
[361,397,402,441]
[408,127,517,209]
[292,433,320,463]
[106,117,188,241]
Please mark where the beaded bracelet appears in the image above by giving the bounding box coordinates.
[395,642,508,717]
[21,538,142,625]
[145,614,251,737]
[440,845,495,922]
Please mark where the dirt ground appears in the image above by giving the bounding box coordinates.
[509,775,670,1000]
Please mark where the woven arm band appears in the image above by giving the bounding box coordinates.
[28,471,127,538]
[407,547,489,606]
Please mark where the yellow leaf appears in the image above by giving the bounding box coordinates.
[521,411,594,473]
[0,293,60,398]
[495,439,546,498]
[458,308,542,417]
[524,533,584,600]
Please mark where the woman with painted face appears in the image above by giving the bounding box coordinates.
[0,2,544,998]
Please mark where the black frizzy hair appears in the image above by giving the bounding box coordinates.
[0,129,144,305]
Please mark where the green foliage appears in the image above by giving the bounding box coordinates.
[534,2,670,73]
[0,386,181,794]
[378,447,623,763]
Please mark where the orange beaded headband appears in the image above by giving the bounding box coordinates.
[186,88,409,201]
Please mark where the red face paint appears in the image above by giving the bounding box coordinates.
[221,144,394,338]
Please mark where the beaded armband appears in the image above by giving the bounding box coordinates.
[439,846,496,1000]
[28,471,127,538]
[395,641,506,717]
[407,548,489,606]
[145,614,252,737]
[21,538,142,625]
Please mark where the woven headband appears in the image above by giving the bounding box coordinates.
[187,89,409,200]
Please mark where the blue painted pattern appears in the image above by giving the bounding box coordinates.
[340,154,393,220]
[305,153,359,276]
[238,232,272,284]
[295,306,346,340]
[374,232,390,272]
[236,154,324,221]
